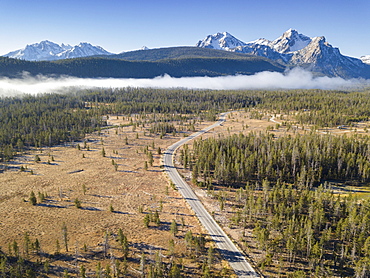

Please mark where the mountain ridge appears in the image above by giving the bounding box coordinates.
[3,41,112,61]
[196,30,370,79]
[104,46,262,61]
[2,30,370,79]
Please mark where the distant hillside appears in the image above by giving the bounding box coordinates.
[0,54,285,78]
[105,46,261,61]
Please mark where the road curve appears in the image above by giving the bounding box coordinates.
[163,113,259,277]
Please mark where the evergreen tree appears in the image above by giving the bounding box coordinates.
[170,220,178,236]
[29,191,37,205]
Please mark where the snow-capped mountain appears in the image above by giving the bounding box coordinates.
[195,32,246,50]
[289,36,365,77]
[4,41,112,61]
[4,40,71,61]
[271,29,312,53]
[196,29,370,78]
[361,55,370,65]
[195,29,311,54]
[56,42,111,59]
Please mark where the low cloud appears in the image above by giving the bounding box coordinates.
[0,68,367,96]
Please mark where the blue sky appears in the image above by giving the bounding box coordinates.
[1,0,369,58]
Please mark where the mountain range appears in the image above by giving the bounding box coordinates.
[1,30,370,79]
[196,29,370,79]
[3,41,112,61]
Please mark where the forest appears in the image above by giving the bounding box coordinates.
[0,53,283,79]
[3,88,367,163]
[0,88,260,162]
[1,87,370,277]
[184,90,370,276]
[0,94,105,162]
[187,131,370,276]
[191,131,370,187]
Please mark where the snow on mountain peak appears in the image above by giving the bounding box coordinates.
[61,43,72,50]
[361,55,370,65]
[196,29,314,55]
[271,29,312,53]
[4,41,112,61]
[248,38,271,46]
[196,32,246,50]
[196,29,370,78]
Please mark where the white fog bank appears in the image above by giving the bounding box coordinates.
[0,68,368,96]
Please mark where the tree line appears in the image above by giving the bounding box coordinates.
[0,93,105,162]
[255,89,370,127]
[191,131,370,187]
[0,88,260,162]
[0,54,283,79]
[2,87,370,163]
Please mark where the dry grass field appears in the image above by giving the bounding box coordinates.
[1,109,369,277]
[0,115,231,277]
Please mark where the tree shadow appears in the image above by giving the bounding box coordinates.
[131,242,166,253]
[119,170,139,173]
[91,194,113,198]
[112,210,128,214]
[37,203,66,209]
[81,206,101,211]
[67,169,84,174]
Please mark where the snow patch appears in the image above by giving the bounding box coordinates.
[361,55,370,65]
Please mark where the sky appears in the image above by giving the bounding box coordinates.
[0,0,369,58]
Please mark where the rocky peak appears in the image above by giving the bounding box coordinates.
[195,32,246,50]
[271,29,312,53]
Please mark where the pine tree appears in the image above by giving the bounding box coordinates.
[144,215,150,228]
[80,265,86,278]
[62,223,68,252]
[34,155,41,163]
[169,263,181,278]
[170,220,178,236]
[55,239,61,255]
[118,228,129,259]
[23,232,31,257]
[148,152,154,166]
[29,191,37,205]
[74,198,82,209]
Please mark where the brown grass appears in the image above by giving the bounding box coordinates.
[0,115,229,277]
[2,109,366,277]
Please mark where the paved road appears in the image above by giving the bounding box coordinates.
[163,113,259,277]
